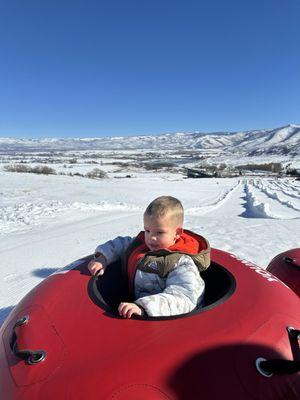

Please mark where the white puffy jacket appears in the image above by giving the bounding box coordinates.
[95,236,205,317]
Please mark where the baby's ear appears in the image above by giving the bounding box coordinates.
[176,227,183,238]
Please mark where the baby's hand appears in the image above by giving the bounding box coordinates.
[88,260,106,276]
[118,302,142,318]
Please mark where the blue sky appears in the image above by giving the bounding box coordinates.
[0,1,299,138]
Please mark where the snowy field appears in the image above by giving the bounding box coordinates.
[0,170,299,324]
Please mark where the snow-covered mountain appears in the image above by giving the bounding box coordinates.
[0,124,299,155]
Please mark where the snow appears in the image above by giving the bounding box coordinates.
[0,168,299,325]
[1,124,300,157]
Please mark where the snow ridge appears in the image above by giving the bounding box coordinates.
[0,124,299,156]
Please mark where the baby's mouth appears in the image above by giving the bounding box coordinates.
[149,244,159,250]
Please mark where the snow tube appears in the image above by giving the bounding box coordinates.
[0,249,299,400]
[267,248,300,297]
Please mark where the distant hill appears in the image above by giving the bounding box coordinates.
[0,124,299,156]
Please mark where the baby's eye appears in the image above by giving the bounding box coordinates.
[145,229,150,233]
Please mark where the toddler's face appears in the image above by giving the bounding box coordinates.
[143,214,182,251]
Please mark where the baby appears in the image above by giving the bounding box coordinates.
[88,196,210,318]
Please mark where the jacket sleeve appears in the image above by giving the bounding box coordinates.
[135,255,205,317]
[95,236,134,265]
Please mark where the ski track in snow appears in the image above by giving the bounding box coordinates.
[271,181,300,198]
[185,180,241,215]
[251,179,300,210]
[0,201,141,234]
[244,180,300,218]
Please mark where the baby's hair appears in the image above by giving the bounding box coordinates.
[144,196,184,226]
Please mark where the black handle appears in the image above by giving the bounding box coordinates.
[284,256,300,269]
[256,326,300,376]
[257,358,300,376]
[10,316,46,365]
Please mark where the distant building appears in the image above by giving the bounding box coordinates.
[186,168,216,178]
[287,168,300,177]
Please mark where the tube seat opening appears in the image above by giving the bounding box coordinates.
[88,260,236,320]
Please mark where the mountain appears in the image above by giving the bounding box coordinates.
[0,124,299,156]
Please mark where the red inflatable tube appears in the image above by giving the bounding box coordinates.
[267,248,300,297]
[0,248,299,400]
